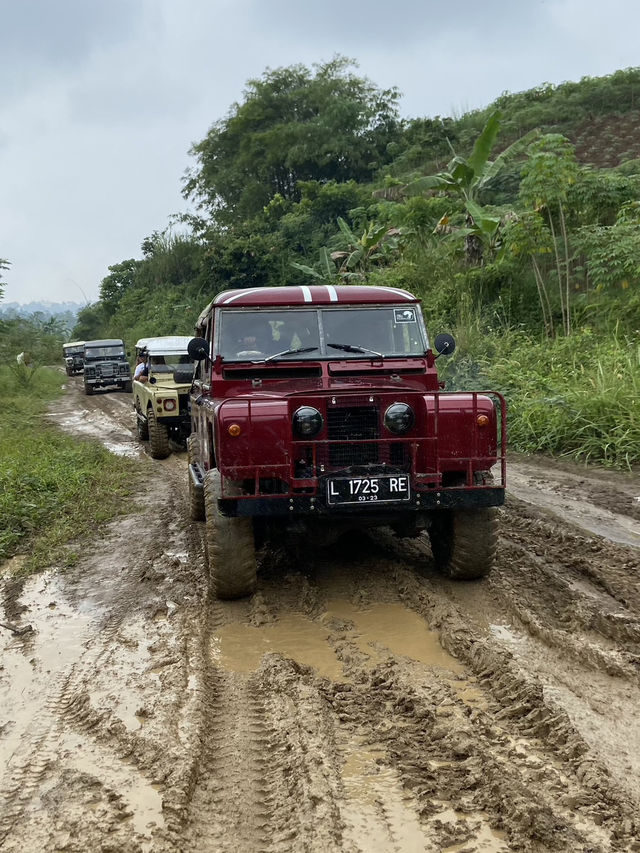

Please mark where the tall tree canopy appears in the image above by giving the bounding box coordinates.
[183,57,401,225]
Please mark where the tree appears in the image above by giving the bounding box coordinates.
[183,57,401,225]
[100,259,141,317]
[72,303,108,341]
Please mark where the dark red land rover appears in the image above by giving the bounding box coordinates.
[184,285,506,599]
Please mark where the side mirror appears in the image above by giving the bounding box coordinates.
[187,337,210,363]
[434,333,456,357]
[173,367,194,385]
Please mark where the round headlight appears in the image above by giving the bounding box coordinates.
[293,406,323,437]
[384,403,414,434]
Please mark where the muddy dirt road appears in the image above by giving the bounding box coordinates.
[1,377,640,852]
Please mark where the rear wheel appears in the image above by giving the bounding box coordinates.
[187,435,205,521]
[429,508,498,580]
[148,408,170,459]
[204,469,257,599]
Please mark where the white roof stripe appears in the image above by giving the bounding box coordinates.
[300,285,313,303]
[373,286,415,300]
[325,284,338,302]
[219,288,265,305]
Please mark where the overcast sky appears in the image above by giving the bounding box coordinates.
[2,0,639,306]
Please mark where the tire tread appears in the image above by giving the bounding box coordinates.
[203,470,256,599]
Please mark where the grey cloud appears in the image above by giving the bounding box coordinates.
[2,0,142,64]
[1,0,145,103]
[249,0,547,47]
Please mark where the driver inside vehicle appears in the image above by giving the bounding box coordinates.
[236,330,271,355]
[231,321,276,356]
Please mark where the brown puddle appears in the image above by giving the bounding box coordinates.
[325,600,464,672]
[47,408,140,458]
[210,600,464,680]
[211,613,344,680]
[341,743,431,852]
[0,571,96,772]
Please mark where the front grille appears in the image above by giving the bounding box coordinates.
[327,406,379,440]
[99,363,115,378]
[327,405,380,467]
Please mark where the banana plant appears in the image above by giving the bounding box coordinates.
[290,246,340,283]
[404,111,538,263]
[330,217,401,280]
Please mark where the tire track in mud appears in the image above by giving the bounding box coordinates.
[174,529,639,852]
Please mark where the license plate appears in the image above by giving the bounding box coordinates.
[326,475,411,505]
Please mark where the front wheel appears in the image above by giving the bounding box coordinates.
[203,470,257,599]
[136,411,149,440]
[429,508,498,580]
[84,383,94,396]
[122,380,133,393]
[148,408,170,459]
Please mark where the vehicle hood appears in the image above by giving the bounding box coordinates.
[226,373,430,399]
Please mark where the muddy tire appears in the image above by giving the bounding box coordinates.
[429,508,497,580]
[84,382,93,396]
[203,469,257,599]
[122,380,133,393]
[187,435,205,521]
[148,408,170,459]
[136,411,149,441]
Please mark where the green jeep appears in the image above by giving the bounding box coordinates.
[132,336,195,458]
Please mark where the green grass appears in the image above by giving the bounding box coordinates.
[0,366,139,574]
[441,328,640,470]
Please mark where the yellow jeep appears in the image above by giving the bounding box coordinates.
[132,336,195,458]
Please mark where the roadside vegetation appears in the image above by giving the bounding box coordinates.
[7,61,640,469]
[0,367,137,574]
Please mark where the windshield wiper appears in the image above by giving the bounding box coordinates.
[261,346,318,363]
[327,343,384,358]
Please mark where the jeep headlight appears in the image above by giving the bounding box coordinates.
[293,406,323,437]
[384,403,414,434]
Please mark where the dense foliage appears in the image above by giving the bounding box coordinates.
[57,62,640,468]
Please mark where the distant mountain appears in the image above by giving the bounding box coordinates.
[0,300,83,319]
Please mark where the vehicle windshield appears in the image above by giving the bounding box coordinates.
[63,346,84,356]
[218,307,427,361]
[85,346,125,360]
[147,354,194,373]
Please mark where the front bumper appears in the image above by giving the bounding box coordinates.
[189,463,504,518]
